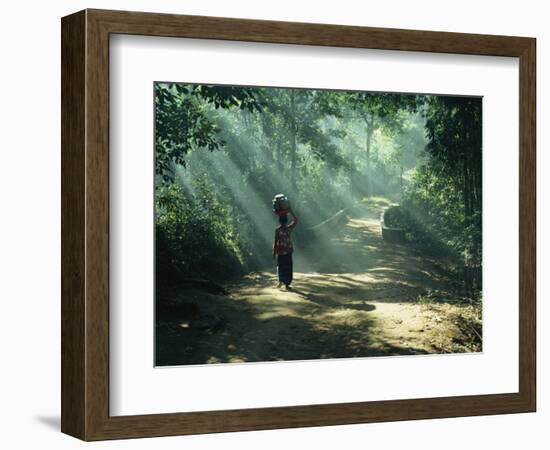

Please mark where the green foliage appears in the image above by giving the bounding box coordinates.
[402,95,482,268]
[155,179,244,283]
[402,163,465,255]
[424,96,482,229]
[383,206,410,229]
[155,83,264,182]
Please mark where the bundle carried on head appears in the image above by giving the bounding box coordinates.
[272,194,290,216]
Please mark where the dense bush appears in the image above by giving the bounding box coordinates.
[155,178,245,284]
[383,206,410,229]
[402,162,481,265]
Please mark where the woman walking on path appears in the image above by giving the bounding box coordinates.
[272,208,298,289]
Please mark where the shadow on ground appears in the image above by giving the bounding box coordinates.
[156,201,481,366]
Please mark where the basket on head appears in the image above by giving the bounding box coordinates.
[272,194,290,216]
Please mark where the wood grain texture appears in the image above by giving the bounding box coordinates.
[85,11,111,439]
[60,8,537,441]
[518,39,536,409]
[61,10,86,439]
[89,8,532,56]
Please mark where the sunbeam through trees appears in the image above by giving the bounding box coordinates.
[154,82,482,366]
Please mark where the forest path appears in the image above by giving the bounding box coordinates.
[156,200,479,365]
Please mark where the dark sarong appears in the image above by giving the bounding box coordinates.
[277,253,293,286]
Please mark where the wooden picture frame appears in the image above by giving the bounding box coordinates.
[61,9,536,441]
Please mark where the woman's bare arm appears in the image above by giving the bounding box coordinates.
[288,208,298,229]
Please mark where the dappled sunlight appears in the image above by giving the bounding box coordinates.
[155,189,479,366]
[177,204,464,363]
[255,305,307,320]
[314,308,372,328]
[154,85,482,367]
[347,218,378,229]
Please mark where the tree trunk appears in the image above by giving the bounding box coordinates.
[276,134,283,173]
[290,90,297,191]
[463,156,471,220]
[365,115,374,196]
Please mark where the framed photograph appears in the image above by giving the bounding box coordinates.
[61,9,536,441]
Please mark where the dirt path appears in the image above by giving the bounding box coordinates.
[156,200,481,366]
